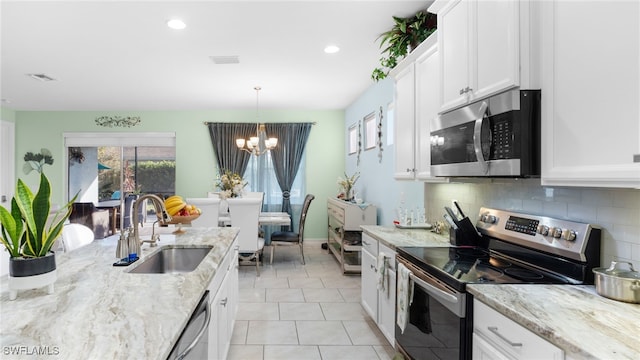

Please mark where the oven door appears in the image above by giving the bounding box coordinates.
[396,257,472,360]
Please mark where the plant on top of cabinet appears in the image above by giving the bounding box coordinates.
[371,10,437,81]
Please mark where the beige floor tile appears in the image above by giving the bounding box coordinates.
[254,277,290,289]
[279,302,325,320]
[318,345,382,360]
[276,267,309,278]
[236,302,279,321]
[373,345,398,360]
[240,288,266,302]
[238,276,255,288]
[296,320,352,345]
[227,344,263,360]
[266,288,305,302]
[288,277,325,289]
[338,288,361,302]
[321,275,362,288]
[320,302,367,320]
[264,345,321,360]
[343,320,389,345]
[231,320,248,344]
[246,320,299,345]
[303,288,345,302]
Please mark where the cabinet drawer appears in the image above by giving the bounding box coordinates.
[361,233,378,255]
[473,299,563,360]
[327,203,345,224]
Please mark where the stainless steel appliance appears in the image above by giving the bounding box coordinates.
[167,291,210,360]
[395,207,601,360]
[430,89,541,177]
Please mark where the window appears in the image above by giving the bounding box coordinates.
[364,112,377,150]
[348,123,358,155]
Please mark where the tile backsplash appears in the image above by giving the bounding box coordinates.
[424,179,640,268]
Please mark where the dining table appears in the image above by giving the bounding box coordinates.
[218,212,291,227]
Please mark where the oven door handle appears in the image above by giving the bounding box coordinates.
[473,101,489,174]
[409,272,458,305]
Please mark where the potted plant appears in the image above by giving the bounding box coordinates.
[371,10,437,81]
[0,156,76,300]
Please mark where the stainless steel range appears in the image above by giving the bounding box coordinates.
[395,207,601,360]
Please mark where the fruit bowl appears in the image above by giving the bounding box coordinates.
[167,214,200,225]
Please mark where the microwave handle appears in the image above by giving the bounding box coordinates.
[473,101,489,174]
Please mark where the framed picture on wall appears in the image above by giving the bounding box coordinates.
[364,112,376,150]
[348,123,358,155]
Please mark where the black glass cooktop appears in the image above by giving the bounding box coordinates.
[397,246,571,292]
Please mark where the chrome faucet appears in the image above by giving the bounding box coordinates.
[132,194,172,248]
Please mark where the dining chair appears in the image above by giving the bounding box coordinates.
[61,223,95,252]
[226,197,265,275]
[270,194,315,265]
[186,197,220,228]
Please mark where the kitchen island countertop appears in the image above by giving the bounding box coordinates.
[467,284,640,360]
[0,226,239,360]
[360,225,450,249]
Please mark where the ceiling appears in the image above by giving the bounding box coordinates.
[1,1,431,112]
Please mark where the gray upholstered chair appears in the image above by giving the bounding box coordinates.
[270,194,314,265]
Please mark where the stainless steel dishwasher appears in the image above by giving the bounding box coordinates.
[167,291,211,360]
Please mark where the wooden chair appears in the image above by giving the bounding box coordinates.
[226,197,265,275]
[186,197,220,228]
[270,194,315,265]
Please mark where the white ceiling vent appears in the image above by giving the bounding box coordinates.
[209,56,240,65]
[27,73,56,82]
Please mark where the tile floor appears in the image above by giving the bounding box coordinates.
[227,241,397,360]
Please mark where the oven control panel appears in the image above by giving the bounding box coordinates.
[476,207,600,262]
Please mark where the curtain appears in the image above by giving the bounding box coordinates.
[264,123,312,227]
[207,122,255,174]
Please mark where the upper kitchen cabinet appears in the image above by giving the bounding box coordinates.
[540,0,640,188]
[431,0,538,113]
[392,34,446,181]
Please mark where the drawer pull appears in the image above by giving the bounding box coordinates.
[487,326,522,347]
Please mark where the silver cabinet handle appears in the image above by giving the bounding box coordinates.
[176,296,211,360]
[487,326,523,347]
[634,154,640,163]
[220,297,228,307]
[460,88,466,95]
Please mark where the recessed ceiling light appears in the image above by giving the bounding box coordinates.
[324,45,340,54]
[167,19,186,30]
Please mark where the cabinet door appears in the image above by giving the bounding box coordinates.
[394,63,417,180]
[377,268,396,347]
[216,271,231,360]
[439,0,470,112]
[473,0,519,101]
[361,248,378,320]
[414,41,440,180]
[207,290,221,359]
[541,0,640,188]
[472,333,511,360]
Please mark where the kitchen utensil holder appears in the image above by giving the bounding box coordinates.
[449,217,482,246]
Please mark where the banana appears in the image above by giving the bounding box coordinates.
[166,203,186,216]
[164,195,186,216]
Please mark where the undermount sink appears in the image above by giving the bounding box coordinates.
[128,246,212,274]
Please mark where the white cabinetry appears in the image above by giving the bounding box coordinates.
[433,0,533,113]
[540,0,640,188]
[207,239,238,360]
[393,34,445,181]
[360,233,396,346]
[473,299,564,360]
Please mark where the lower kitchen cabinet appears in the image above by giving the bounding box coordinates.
[361,233,397,346]
[207,239,239,360]
[473,299,563,360]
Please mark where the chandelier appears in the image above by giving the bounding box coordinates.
[236,86,278,155]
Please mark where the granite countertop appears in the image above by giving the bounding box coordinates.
[0,226,239,360]
[360,225,451,249]
[468,284,640,360]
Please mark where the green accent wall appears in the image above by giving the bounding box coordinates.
[11,109,344,240]
[1,107,16,122]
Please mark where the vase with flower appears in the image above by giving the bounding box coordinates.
[216,169,248,200]
[337,172,360,202]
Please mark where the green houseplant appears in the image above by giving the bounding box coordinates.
[0,152,76,300]
[371,10,437,81]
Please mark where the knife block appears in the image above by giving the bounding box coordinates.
[449,217,482,246]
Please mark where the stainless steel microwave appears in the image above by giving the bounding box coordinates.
[430,89,541,177]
